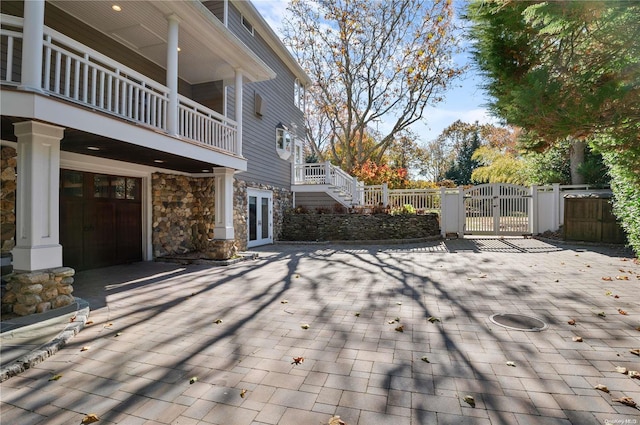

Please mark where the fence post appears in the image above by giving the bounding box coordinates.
[530,185,538,235]
[439,187,446,238]
[382,183,389,207]
[324,161,331,185]
[458,186,465,237]
[352,177,359,205]
[553,183,561,230]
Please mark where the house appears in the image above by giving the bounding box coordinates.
[0,0,311,277]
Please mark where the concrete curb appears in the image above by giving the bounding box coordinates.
[0,300,90,382]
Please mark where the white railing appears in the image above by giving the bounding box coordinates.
[1,14,238,156]
[328,164,356,198]
[293,163,327,184]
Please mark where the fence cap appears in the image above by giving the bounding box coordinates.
[563,192,613,199]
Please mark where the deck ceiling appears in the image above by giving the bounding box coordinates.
[48,0,274,84]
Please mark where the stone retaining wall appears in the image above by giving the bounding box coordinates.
[1,267,75,316]
[281,212,440,241]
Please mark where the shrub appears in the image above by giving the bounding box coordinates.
[390,204,416,216]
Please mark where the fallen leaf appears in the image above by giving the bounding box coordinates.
[602,276,613,281]
[81,413,100,424]
[69,316,76,322]
[427,316,440,323]
[597,312,606,317]
[605,291,613,296]
[240,389,247,398]
[189,377,198,384]
[573,336,583,342]
[618,309,628,315]
[395,325,404,332]
[612,397,637,408]
[463,395,476,407]
[614,295,620,299]
[388,320,396,324]
[616,276,630,280]
[301,324,310,329]
[567,319,576,326]
[629,371,640,379]
[421,356,430,363]
[354,312,360,317]
[281,300,288,304]
[114,332,122,337]
[594,384,609,393]
[104,323,113,328]
[395,317,400,322]
[48,374,62,381]
[479,274,487,278]
[214,319,223,324]
[85,321,94,325]
[396,302,402,305]
[295,274,300,278]
[292,356,304,365]
[616,366,628,374]
[80,346,91,352]
[554,279,560,282]
[506,361,516,367]
[328,416,347,425]
[636,327,640,332]
[631,349,640,356]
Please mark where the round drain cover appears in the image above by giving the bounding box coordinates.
[489,313,548,332]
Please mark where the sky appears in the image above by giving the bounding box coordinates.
[252,0,497,144]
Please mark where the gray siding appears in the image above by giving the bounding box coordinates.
[294,192,338,210]
[226,2,305,189]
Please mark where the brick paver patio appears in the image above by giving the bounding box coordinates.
[1,238,639,425]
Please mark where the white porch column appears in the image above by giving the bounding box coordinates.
[19,0,45,92]
[234,70,244,155]
[12,121,65,271]
[166,14,180,136]
[213,167,235,240]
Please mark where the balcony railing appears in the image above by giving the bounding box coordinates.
[0,14,238,156]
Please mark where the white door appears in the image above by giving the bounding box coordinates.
[247,189,273,247]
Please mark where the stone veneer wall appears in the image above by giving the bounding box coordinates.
[152,173,215,258]
[2,268,75,316]
[281,212,440,241]
[1,146,17,256]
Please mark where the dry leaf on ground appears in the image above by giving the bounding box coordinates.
[48,374,62,381]
[301,324,310,329]
[81,413,100,424]
[573,336,583,342]
[354,312,360,317]
[428,316,440,323]
[281,300,288,304]
[597,312,606,317]
[395,325,404,332]
[328,416,347,425]
[80,346,90,352]
[214,319,223,324]
[629,371,639,379]
[85,321,94,325]
[618,309,628,315]
[616,366,628,374]
[421,356,430,363]
[189,377,198,384]
[616,276,630,280]
[567,319,576,326]
[612,397,637,408]
[240,389,247,398]
[506,361,516,367]
[463,395,476,407]
[602,276,613,281]
[631,349,640,356]
[292,356,304,365]
[594,384,609,393]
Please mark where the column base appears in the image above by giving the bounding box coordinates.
[11,244,63,272]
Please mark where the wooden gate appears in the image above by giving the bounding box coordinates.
[464,184,531,235]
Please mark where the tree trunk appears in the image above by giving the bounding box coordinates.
[569,138,586,185]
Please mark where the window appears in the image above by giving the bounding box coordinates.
[241,15,254,36]
[294,79,305,110]
[275,123,292,160]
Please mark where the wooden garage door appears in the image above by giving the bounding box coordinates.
[60,170,142,271]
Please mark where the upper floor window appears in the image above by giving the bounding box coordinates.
[294,79,305,110]
[242,15,254,36]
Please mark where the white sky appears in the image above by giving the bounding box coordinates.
[252,0,498,145]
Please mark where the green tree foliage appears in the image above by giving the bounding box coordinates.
[282,0,464,171]
[466,0,640,254]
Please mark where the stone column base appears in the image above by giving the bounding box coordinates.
[204,240,238,261]
[1,267,75,316]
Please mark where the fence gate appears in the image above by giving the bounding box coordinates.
[464,184,531,235]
